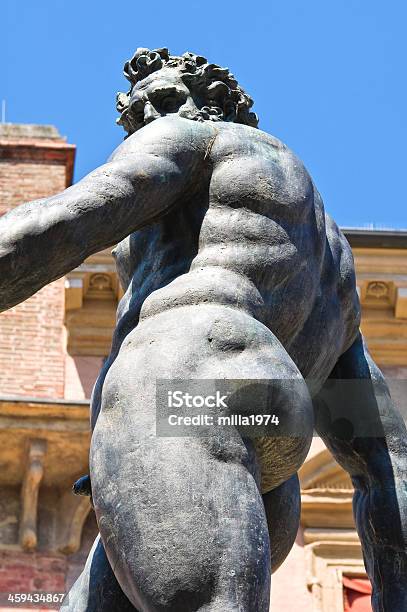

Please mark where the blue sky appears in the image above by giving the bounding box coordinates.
[2,0,406,228]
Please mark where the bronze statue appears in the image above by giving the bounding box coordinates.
[0,48,406,611]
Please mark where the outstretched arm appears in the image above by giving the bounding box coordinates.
[0,117,212,312]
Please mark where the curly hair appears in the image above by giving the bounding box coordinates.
[116,47,258,135]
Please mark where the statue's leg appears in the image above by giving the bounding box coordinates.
[62,483,300,612]
[60,534,137,612]
[263,474,300,573]
[89,306,313,611]
[314,332,407,612]
[91,409,271,611]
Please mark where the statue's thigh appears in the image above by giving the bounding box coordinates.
[91,406,271,611]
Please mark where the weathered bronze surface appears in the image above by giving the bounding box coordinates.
[1,48,406,611]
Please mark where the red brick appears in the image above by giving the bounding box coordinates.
[0,128,75,399]
[0,551,68,593]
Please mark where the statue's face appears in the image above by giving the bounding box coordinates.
[128,68,199,131]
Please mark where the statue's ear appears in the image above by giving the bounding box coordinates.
[207,81,229,103]
[181,72,206,92]
[224,100,237,122]
[207,82,235,121]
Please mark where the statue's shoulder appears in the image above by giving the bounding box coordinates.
[210,123,309,173]
[208,122,283,153]
[109,117,216,162]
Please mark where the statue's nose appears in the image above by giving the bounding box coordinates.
[144,102,160,124]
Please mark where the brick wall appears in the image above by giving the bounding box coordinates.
[0,551,66,594]
[0,125,75,399]
[0,161,66,216]
[0,281,66,398]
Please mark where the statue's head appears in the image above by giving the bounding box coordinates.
[116,48,258,136]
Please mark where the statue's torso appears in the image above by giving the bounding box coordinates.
[111,122,359,383]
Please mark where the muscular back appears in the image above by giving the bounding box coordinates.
[111,119,360,384]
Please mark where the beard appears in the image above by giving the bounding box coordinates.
[178,105,224,123]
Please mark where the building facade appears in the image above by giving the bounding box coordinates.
[0,124,406,611]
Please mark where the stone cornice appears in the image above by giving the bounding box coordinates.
[0,139,76,187]
[344,229,407,249]
[0,396,89,420]
[0,397,90,489]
